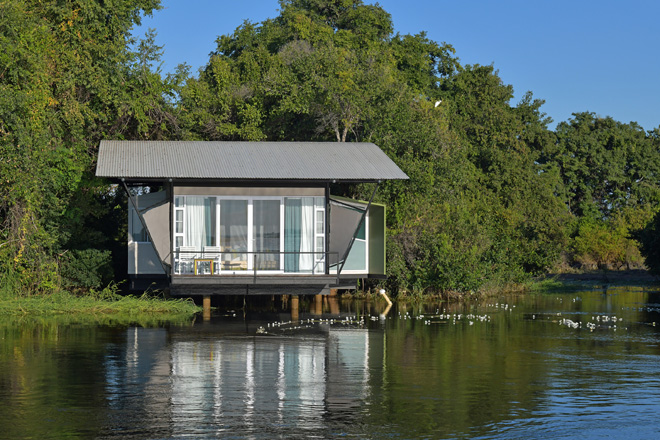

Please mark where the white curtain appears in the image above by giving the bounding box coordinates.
[299,197,314,271]
[185,196,207,251]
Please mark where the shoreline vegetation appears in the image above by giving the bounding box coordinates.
[0,269,656,322]
[529,269,659,294]
[0,284,201,325]
[361,269,660,302]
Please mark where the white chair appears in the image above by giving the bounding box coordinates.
[177,246,197,274]
[203,246,221,274]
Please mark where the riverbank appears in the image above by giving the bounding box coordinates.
[532,269,659,292]
[371,269,660,302]
[0,289,202,325]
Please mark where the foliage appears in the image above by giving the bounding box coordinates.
[3,0,660,296]
[635,209,660,275]
[538,113,660,271]
[543,113,660,219]
[0,0,176,294]
[59,249,114,291]
[0,285,201,321]
[571,206,652,270]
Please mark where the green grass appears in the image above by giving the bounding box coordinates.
[525,277,586,293]
[0,285,202,326]
[527,272,660,294]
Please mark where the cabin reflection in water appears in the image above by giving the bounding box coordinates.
[109,324,382,432]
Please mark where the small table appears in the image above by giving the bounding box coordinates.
[194,259,214,275]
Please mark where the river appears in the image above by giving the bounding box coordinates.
[1,287,660,439]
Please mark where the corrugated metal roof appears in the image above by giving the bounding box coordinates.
[96,141,409,181]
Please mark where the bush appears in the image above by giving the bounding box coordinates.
[635,211,660,275]
[59,249,114,291]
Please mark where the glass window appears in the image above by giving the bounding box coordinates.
[253,200,281,270]
[343,240,366,271]
[284,197,315,272]
[185,197,216,249]
[356,218,366,240]
[130,208,149,242]
[172,194,331,274]
[206,198,216,246]
[315,210,324,234]
[220,200,248,270]
[175,210,183,233]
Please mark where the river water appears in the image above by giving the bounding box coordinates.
[2,287,660,439]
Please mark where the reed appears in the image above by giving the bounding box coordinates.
[0,284,201,324]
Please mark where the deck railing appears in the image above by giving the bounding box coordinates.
[174,250,340,277]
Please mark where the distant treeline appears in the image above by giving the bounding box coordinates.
[2,0,660,296]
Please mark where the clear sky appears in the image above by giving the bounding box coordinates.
[134,0,660,131]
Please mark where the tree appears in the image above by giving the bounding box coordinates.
[179,1,571,294]
[635,210,660,275]
[0,0,174,293]
[542,112,660,219]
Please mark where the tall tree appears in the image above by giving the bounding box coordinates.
[179,1,569,293]
[0,0,175,293]
[543,112,660,219]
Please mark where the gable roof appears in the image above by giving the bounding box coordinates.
[96,141,409,182]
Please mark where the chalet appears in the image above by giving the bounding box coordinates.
[95,141,408,296]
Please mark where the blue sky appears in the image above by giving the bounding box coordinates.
[134,0,660,131]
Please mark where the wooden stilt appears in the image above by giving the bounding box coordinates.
[291,295,299,321]
[203,295,211,321]
[313,294,323,316]
[328,295,340,315]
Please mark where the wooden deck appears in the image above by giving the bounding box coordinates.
[169,274,357,296]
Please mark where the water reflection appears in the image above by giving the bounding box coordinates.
[2,287,660,439]
[94,311,383,438]
[167,337,330,436]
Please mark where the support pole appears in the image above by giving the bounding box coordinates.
[328,295,340,315]
[291,295,299,322]
[313,294,323,316]
[203,295,211,321]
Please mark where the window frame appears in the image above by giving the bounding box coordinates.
[173,194,326,275]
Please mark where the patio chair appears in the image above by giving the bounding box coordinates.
[177,246,197,274]
[203,246,221,274]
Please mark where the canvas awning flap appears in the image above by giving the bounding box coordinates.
[142,202,171,265]
[328,197,367,267]
[130,191,171,269]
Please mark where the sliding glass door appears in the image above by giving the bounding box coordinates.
[284,197,315,273]
[253,200,281,270]
[220,199,248,270]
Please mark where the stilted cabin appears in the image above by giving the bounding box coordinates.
[95,141,408,296]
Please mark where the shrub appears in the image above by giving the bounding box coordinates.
[59,249,114,291]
